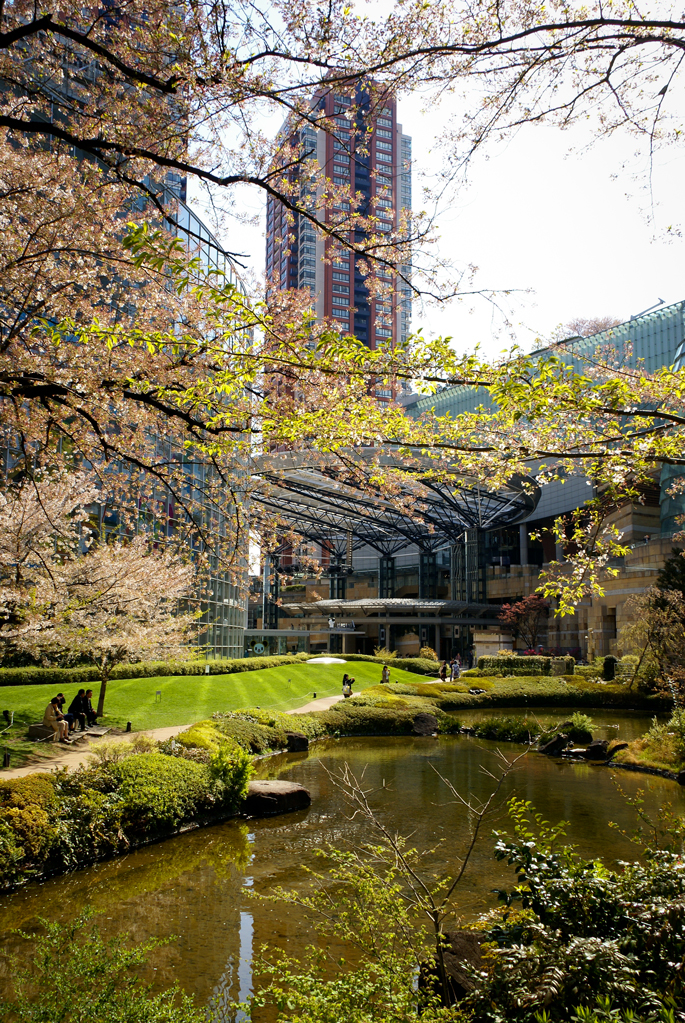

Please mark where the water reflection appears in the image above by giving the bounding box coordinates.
[0,726,682,1017]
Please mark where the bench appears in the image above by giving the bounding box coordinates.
[27,724,57,741]
[27,723,111,742]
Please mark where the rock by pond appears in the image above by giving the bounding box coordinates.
[420,929,484,1005]
[539,732,569,756]
[412,713,439,736]
[243,780,311,816]
[285,731,309,752]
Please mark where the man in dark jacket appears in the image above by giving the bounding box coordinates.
[83,689,98,727]
[67,689,88,732]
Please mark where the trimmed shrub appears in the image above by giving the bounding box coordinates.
[325,654,442,676]
[0,653,312,688]
[208,746,253,810]
[0,773,59,877]
[109,753,210,829]
[479,655,550,675]
[320,703,418,735]
[211,713,288,754]
[231,707,326,741]
[477,655,575,676]
[52,790,125,868]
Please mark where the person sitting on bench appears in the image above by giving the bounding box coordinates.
[67,689,88,732]
[57,692,77,734]
[83,690,98,727]
[43,697,71,743]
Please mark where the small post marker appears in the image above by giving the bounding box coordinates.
[155,690,162,703]
[126,721,132,733]
[3,750,10,768]
[313,692,316,699]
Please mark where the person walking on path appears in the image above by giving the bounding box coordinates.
[450,658,460,681]
[439,661,448,682]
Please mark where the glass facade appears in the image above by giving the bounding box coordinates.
[244,631,310,657]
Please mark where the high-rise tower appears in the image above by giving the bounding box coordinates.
[266,84,412,390]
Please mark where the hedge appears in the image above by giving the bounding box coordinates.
[328,654,442,676]
[0,652,447,688]
[0,653,312,688]
[477,655,575,676]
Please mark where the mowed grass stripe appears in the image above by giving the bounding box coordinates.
[0,662,422,732]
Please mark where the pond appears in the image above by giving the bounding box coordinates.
[0,711,682,1018]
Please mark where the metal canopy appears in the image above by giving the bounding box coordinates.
[283,597,499,618]
[253,452,539,556]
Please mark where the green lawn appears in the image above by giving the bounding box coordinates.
[0,661,422,734]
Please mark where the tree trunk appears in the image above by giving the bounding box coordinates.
[96,671,109,717]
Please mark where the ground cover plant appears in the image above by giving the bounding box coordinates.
[372,677,669,712]
[470,715,554,744]
[612,710,685,774]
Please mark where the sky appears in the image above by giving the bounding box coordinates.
[189,78,685,362]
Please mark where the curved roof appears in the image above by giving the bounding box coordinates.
[253,452,540,557]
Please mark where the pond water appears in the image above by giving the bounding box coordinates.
[0,712,682,1018]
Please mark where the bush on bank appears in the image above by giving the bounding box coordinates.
[0,735,252,887]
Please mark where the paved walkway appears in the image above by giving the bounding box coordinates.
[289,695,344,714]
[1,724,188,780]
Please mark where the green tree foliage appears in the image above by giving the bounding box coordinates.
[246,776,685,1023]
[248,847,467,1023]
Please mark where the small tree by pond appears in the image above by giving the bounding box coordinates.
[1,914,204,1023]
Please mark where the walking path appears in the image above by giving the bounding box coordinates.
[0,697,348,779]
[289,695,344,714]
[1,724,188,780]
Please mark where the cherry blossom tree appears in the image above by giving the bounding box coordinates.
[0,475,197,713]
[25,537,198,717]
[1,0,685,621]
